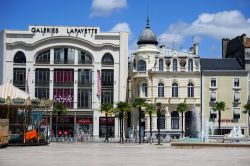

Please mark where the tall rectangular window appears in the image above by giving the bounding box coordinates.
[101,69,114,104]
[78,69,92,87]
[210,78,216,87]
[54,69,74,87]
[234,91,240,102]
[210,91,216,102]
[13,68,26,91]
[78,89,92,109]
[233,108,240,122]
[234,78,240,88]
[209,108,217,121]
[35,68,50,99]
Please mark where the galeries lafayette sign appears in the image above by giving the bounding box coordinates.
[29,26,99,36]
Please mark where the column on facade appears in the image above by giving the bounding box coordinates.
[49,68,54,101]
[93,110,100,139]
[165,106,171,131]
[50,48,54,64]
[73,69,78,109]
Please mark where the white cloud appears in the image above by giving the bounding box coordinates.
[159,10,250,47]
[109,22,131,34]
[90,0,127,17]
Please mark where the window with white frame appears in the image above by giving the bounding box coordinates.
[233,108,241,121]
[137,60,146,71]
[187,83,194,97]
[158,83,164,97]
[173,59,177,71]
[172,83,178,97]
[159,59,164,71]
[209,108,217,121]
[234,91,240,102]
[210,91,216,102]
[141,83,148,97]
[188,59,193,71]
[210,78,216,87]
[234,78,240,88]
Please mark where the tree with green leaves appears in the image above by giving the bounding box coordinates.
[156,102,162,145]
[132,97,146,144]
[212,101,226,135]
[100,103,114,143]
[177,102,188,138]
[243,103,250,135]
[145,103,156,144]
[53,102,67,139]
[115,101,131,143]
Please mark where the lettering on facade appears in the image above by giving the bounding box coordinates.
[53,95,73,103]
[30,27,98,35]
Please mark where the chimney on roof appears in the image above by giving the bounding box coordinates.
[222,38,230,58]
[241,33,247,44]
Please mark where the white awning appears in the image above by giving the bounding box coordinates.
[0,82,31,99]
[234,92,240,101]
[233,108,241,114]
[211,92,216,100]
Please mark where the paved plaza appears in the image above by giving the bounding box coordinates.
[0,143,250,166]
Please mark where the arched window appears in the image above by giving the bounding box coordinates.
[36,50,50,64]
[158,83,164,97]
[102,53,114,65]
[159,59,163,71]
[188,59,193,71]
[14,51,26,64]
[173,59,177,71]
[141,83,148,97]
[187,83,194,97]
[79,51,92,64]
[137,60,146,71]
[172,83,178,97]
[171,111,179,129]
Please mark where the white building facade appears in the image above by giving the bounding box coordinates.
[129,18,201,140]
[0,26,128,139]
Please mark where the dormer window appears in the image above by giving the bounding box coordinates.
[173,59,177,71]
[188,59,193,71]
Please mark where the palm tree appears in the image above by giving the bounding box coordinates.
[177,103,188,138]
[156,102,161,145]
[243,103,250,135]
[53,102,67,139]
[100,103,114,143]
[212,101,226,135]
[115,101,131,143]
[132,97,146,144]
[145,103,156,144]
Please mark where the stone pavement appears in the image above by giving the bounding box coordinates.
[0,143,249,166]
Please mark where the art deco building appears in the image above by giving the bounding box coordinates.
[129,18,201,140]
[0,26,128,139]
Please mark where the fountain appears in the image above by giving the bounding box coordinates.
[228,126,245,139]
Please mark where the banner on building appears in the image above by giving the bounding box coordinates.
[97,70,101,96]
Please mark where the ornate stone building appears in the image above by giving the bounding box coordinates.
[129,18,201,140]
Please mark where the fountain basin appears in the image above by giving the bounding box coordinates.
[171,142,250,148]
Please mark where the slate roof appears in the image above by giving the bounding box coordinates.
[200,58,244,71]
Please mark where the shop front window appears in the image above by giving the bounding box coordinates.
[99,117,115,138]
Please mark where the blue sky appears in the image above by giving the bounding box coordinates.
[1,0,250,58]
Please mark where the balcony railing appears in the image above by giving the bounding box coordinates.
[54,82,74,87]
[54,60,74,64]
[78,82,92,87]
[35,60,50,64]
[35,81,50,86]
[13,81,26,86]
[78,60,93,65]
